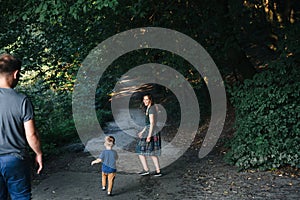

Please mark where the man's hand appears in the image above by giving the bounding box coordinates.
[35,154,43,174]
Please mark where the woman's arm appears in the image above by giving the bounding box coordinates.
[146,113,155,142]
[138,126,146,138]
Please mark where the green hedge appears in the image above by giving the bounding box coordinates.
[225,52,300,170]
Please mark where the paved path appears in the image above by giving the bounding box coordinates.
[31,149,300,199]
[31,108,300,199]
[84,108,184,174]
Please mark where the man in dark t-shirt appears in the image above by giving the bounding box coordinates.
[0,54,43,200]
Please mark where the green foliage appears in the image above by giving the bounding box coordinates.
[4,0,118,23]
[1,0,119,156]
[225,26,300,170]
[96,109,113,127]
[1,0,299,160]
[17,84,78,155]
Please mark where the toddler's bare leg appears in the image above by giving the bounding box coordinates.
[102,172,107,188]
[107,173,116,193]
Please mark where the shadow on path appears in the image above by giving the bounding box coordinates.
[32,146,300,200]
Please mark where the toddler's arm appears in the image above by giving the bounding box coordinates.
[91,158,102,165]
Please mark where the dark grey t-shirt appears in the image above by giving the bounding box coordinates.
[0,88,34,157]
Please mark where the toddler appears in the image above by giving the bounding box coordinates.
[91,136,118,196]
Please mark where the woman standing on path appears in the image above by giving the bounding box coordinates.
[136,94,162,177]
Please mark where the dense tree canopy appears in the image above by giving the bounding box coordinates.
[1,0,299,169]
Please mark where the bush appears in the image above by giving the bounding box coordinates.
[225,52,300,170]
[18,85,79,156]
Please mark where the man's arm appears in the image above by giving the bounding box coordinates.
[24,119,43,174]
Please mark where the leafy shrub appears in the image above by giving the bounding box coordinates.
[96,109,113,127]
[18,84,78,155]
[225,50,300,170]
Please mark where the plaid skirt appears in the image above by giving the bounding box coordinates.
[136,127,161,156]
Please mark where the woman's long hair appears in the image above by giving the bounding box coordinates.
[141,93,154,113]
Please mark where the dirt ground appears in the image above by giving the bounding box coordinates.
[30,143,300,200]
[31,107,300,199]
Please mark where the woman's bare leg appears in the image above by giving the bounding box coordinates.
[150,156,160,173]
[138,155,149,171]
